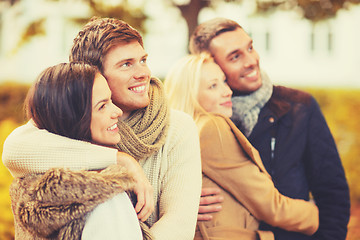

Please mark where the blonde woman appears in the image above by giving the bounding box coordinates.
[164,53,319,240]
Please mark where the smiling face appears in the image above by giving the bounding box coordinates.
[102,41,151,119]
[91,73,123,146]
[209,28,262,95]
[197,60,233,118]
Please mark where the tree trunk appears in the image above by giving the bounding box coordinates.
[176,0,209,43]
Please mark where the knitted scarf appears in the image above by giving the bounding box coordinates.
[116,77,169,161]
[231,71,273,137]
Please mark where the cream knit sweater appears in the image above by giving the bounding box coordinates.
[2,109,202,240]
[2,120,118,177]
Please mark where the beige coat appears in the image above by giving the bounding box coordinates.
[194,114,319,240]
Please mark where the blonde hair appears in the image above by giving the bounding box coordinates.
[164,53,213,122]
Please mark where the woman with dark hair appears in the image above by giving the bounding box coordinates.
[26,62,95,142]
[4,17,202,239]
[7,62,151,240]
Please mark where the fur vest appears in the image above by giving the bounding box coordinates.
[10,165,151,240]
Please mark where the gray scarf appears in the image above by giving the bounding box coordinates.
[231,71,273,137]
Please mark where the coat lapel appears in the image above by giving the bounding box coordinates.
[225,117,271,179]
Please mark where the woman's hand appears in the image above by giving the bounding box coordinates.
[116,152,154,222]
[198,187,224,221]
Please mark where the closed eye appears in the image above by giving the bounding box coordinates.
[209,83,217,89]
[99,103,106,110]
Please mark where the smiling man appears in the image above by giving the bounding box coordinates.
[101,41,151,119]
[3,17,202,240]
[209,28,262,95]
[189,18,350,240]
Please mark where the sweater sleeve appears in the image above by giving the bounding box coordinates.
[149,110,202,240]
[2,121,117,178]
[200,116,319,236]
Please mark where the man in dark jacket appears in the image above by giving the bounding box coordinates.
[189,17,350,240]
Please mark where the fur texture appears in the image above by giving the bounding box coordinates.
[10,165,151,239]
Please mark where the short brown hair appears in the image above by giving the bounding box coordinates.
[26,62,98,142]
[189,18,242,54]
[70,17,143,72]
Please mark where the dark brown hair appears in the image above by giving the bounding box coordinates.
[70,17,143,72]
[189,18,242,54]
[25,62,98,142]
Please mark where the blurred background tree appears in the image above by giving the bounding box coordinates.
[0,0,148,53]
[169,0,360,40]
[0,120,18,240]
[2,0,359,46]
[0,82,29,124]
[256,0,360,22]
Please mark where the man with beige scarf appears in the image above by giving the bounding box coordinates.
[3,17,202,240]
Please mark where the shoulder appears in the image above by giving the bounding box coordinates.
[168,109,198,134]
[169,108,194,123]
[267,86,318,117]
[197,114,232,139]
[272,85,314,105]
[162,109,200,149]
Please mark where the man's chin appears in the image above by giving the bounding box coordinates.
[232,85,262,96]
[135,98,151,110]
[248,77,263,91]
